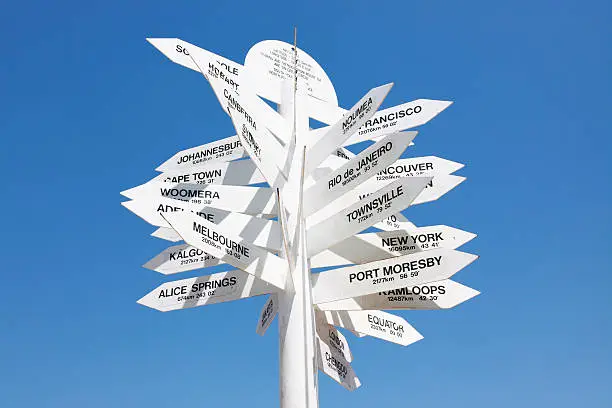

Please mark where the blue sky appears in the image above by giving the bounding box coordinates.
[1,0,610,407]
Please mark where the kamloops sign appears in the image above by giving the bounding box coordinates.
[121,182,277,216]
[310,225,476,268]
[137,270,277,312]
[153,159,265,186]
[143,243,225,275]
[307,177,432,255]
[304,131,415,216]
[162,211,288,290]
[156,135,247,172]
[121,197,281,251]
[311,248,478,304]
[320,310,422,346]
[316,279,480,311]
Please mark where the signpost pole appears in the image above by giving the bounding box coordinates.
[277,28,319,408]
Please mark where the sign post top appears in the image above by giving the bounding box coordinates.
[244,40,338,105]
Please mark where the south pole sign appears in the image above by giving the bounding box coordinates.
[122,32,479,408]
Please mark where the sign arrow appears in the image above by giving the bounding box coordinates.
[372,156,464,182]
[162,211,288,290]
[317,279,480,311]
[153,159,265,186]
[156,135,247,172]
[304,131,416,216]
[307,177,432,255]
[311,248,478,304]
[320,310,422,346]
[143,243,225,275]
[319,174,465,219]
[121,197,281,251]
[315,319,353,363]
[147,38,285,123]
[121,182,277,217]
[311,225,476,268]
[316,337,361,391]
[346,99,453,145]
[306,98,452,147]
[151,227,182,242]
[256,294,278,336]
[372,212,416,232]
[219,79,288,187]
[137,269,277,312]
[412,174,466,205]
[304,83,393,175]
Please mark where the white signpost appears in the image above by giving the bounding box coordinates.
[123,33,479,408]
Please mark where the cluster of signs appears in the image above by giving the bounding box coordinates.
[122,37,479,392]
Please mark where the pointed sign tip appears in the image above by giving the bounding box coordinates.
[120,187,136,199]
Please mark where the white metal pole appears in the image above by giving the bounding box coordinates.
[277,31,319,407]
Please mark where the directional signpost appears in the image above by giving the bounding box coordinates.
[122,32,479,408]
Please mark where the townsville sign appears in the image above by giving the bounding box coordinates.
[122,35,479,408]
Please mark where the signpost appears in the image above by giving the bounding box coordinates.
[123,33,479,408]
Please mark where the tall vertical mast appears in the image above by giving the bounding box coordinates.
[277,27,319,408]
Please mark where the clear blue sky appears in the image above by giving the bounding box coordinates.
[1,1,610,407]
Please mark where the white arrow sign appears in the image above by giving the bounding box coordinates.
[163,211,288,290]
[143,243,225,275]
[316,320,353,363]
[311,225,476,268]
[412,174,466,205]
[316,338,361,391]
[222,83,288,187]
[326,174,465,215]
[345,99,453,146]
[151,227,182,242]
[333,147,355,160]
[306,99,452,145]
[121,182,276,216]
[312,248,478,304]
[372,156,464,182]
[307,177,432,255]
[153,159,265,186]
[321,310,422,346]
[304,131,416,216]
[156,135,247,172]
[121,197,281,251]
[317,279,480,311]
[147,38,245,91]
[372,212,416,232]
[148,38,290,137]
[148,38,351,131]
[137,269,277,312]
[256,294,278,336]
[305,83,393,174]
